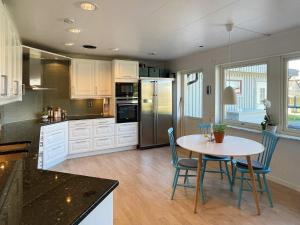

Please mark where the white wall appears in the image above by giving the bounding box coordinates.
[167,26,300,192]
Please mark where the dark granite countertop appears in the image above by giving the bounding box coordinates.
[40,114,115,126]
[0,120,119,225]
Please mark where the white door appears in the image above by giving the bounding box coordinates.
[95,61,112,96]
[71,59,95,98]
[178,71,204,135]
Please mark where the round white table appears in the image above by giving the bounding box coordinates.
[177,134,264,215]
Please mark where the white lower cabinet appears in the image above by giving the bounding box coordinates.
[115,122,138,147]
[39,122,68,169]
[79,192,113,225]
[39,119,138,165]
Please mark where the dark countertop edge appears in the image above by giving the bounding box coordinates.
[71,180,119,225]
[0,141,32,146]
[40,115,115,126]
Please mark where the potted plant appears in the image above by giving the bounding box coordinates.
[261,99,277,133]
[41,109,49,120]
[213,124,227,143]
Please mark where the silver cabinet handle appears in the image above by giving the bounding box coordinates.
[1,75,8,96]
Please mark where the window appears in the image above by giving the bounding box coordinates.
[286,58,300,131]
[184,72,203,118]
[223,63,267,124]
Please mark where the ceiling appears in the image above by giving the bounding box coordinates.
[5,0,300,60]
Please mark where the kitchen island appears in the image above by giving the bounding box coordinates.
[0,120,119,225]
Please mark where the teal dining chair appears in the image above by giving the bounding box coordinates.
[168,127,198,200]
[232,131,279,208]
[199,123,233,202]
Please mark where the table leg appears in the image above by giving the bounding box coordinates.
[246,155,261,215]
[194,153,202,213]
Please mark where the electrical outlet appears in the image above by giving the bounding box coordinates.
[87,100,93,108]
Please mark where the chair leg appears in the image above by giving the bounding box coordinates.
[238,172,245,208]
[225,162,233,192]
[230,156,234,177]
[184,169,189,185]
[263,174,274,207]
[219,161,223,179]
[201,160,207,203]
[171,169,180,200]
[232,166,237,186]
[257,174,262,193]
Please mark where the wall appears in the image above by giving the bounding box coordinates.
[167,26,300,191]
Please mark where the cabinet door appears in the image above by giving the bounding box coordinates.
[115,133,138,147]
[95,61,112,96]
[113,60,138,79]
[93,136,115,151]
[71,59,95,98]
[93,124,114,138]
[69,139,93,154]
[115,122,138,136]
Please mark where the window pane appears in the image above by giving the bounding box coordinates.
[287,59,300,130]
[224,64,267,124]
[184,72,203,118]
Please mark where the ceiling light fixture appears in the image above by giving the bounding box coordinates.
[111,48,120,52]
[63,18,75,24]
[80,1,97,11]
[198,45,204,48]
[68,28,81,33]
[223,23,237,105]
[83,45,97,49]
[148,52,157,56]
[65,42,74,46]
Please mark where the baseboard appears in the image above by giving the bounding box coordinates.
[267,174,300,192]
[67,146,137,159]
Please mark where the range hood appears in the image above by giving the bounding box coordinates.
[22,46,70,91]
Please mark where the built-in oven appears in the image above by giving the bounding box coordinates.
[116,99,138,123]
[115,82,138,99]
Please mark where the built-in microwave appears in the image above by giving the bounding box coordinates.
[115,82,138,99]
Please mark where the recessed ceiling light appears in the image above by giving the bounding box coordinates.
[63,18,75,24]
[111,48,120,52]
[148,52,157,56]
[80,1,97,11]
[68,28,81,33]
[83,44,97,49]
[198,45,204,48]
[65,42,75,46]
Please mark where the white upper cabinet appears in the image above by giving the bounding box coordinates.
[70,59,112,99]
[70,59,95,98]
[112,60,139,82]
[95,60,112,97]
[0,1,22,105]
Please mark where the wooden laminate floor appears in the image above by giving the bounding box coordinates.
[53,147,300,225]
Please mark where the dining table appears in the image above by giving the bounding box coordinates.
[176,134,264,215]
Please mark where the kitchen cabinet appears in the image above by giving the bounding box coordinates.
[70,59,112,99]
[115,122,138,147]
[112,60,139,82]
[95,60,112,97]
[39,122,68,169]
[0,1,22,105]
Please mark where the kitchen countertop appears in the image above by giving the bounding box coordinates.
[0,120,119,225]
[40,114,115,126]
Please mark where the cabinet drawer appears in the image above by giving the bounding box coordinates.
[92,118,115,126]
[69,139,92,154]
[44,142,66,162]
[69,120,92,128]
[115,134,138,147]
[69,126,92,140]
[93,137,115,150]
[93,124,114,138]
[43,128,66,146]
[116,122,138,135]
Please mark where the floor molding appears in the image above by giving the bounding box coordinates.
[267,174,300,192]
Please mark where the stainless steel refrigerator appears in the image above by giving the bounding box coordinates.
[139,78,173,148]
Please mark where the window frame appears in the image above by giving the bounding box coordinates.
[282,55,300,136]
[220,60,269,129]
[181,70,204,119]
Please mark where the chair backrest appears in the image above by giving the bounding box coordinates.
[257,131,279,168]
[168,127,178,166]
[199,123,211,134]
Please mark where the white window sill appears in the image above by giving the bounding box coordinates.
[228,125,300,141]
